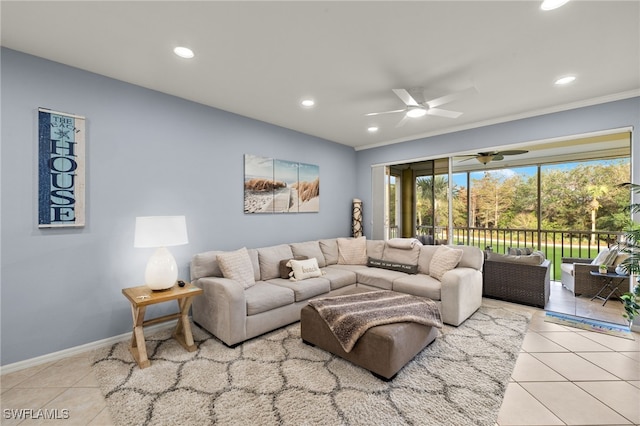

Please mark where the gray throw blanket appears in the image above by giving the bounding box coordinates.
[308,290,442,353]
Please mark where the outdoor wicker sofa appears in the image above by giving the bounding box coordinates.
[561,257,629,297]
[483,251,551,308]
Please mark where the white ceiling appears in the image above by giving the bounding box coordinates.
[1,1,639,150]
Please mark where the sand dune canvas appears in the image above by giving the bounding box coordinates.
[244,155,319,213]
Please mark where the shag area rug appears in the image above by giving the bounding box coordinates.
[91,305,531,426]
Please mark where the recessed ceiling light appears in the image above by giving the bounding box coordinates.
[301,99,315,107]
[406,107,427,118]
[555,75,576,85]
[367,126,379,133]
[173,46,195,59]
[541,0,570,11]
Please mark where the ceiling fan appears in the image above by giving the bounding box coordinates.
[366,86,476,127]
[461,150,529,165]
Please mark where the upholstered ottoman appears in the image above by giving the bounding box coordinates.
[300,301,439,380]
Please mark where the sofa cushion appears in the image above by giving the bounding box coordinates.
[217,247,256,289]
[382,244,421,266]
[320,267,357,290]
[290,241,326,267]
[257,244,294,280]
[288,258,323,281]
[429,245,463,280]
[560,262,574,276]
[393,274,441,300]
[366,239,385,260]
[267,277,330,302]
[356,267,408,290]
[417,245,437,275]
[245,282,295,316]
[191,250,224,280]
[337,237,367,265]
[319,239,339,265]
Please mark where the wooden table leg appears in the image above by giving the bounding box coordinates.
[129,304,150,368]
[173,296,197,352]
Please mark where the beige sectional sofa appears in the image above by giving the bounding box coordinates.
[190,237,484,346]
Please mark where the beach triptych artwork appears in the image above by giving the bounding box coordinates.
[244,154,319,213]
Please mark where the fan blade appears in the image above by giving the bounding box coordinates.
[497,150,528,156]
[426,108,462,119]
[493,154,505,161]
[458,156,478,163]
[392,89,420,107]
[365,109,406,116]
[395,115,410,128]
[426,86,477,109]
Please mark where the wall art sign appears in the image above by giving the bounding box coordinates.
[38,108,86,228]
[244,154,319,214]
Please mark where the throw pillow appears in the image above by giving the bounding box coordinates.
[278,256,308,279]
[429,245,463,280]
[217,247,256,289]
[367,257,418,274]
[287,258,323,281]
[337,236,367,265]
[602,248,619,266]
[591,248,611,265]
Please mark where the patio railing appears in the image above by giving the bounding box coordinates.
[388,225,624,281]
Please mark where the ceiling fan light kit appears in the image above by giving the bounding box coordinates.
[366,86,475,127]
[460,150,529,165]
[406,107,427,118]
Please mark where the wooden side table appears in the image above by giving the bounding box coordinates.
[122,283,203,368]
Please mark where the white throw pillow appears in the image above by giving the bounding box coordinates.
[591,249,610,265]
[429,245,463,280]
[217,247,256,289]
[287,258,323,281]
[337,236,367,265]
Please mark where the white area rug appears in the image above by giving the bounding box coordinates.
[91,305,531,426]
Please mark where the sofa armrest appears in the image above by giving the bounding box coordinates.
[440,267,483,326]
[192,277,247,346]
[562,257,592,264]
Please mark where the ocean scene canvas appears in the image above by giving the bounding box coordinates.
[244,155,319,214]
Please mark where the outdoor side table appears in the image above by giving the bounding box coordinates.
[588,271,628,307]
[122,283,203,368]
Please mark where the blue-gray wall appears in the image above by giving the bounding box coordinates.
[2,47,638,366]
[0,48,356,365]
[355,97,640,239]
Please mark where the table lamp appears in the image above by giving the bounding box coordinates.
[134,216,189,290]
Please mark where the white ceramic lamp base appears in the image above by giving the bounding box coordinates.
[145,247,178,290]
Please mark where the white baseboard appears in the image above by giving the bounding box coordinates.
[1,320,178,375]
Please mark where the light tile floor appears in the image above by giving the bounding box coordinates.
[1,299,638,425]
